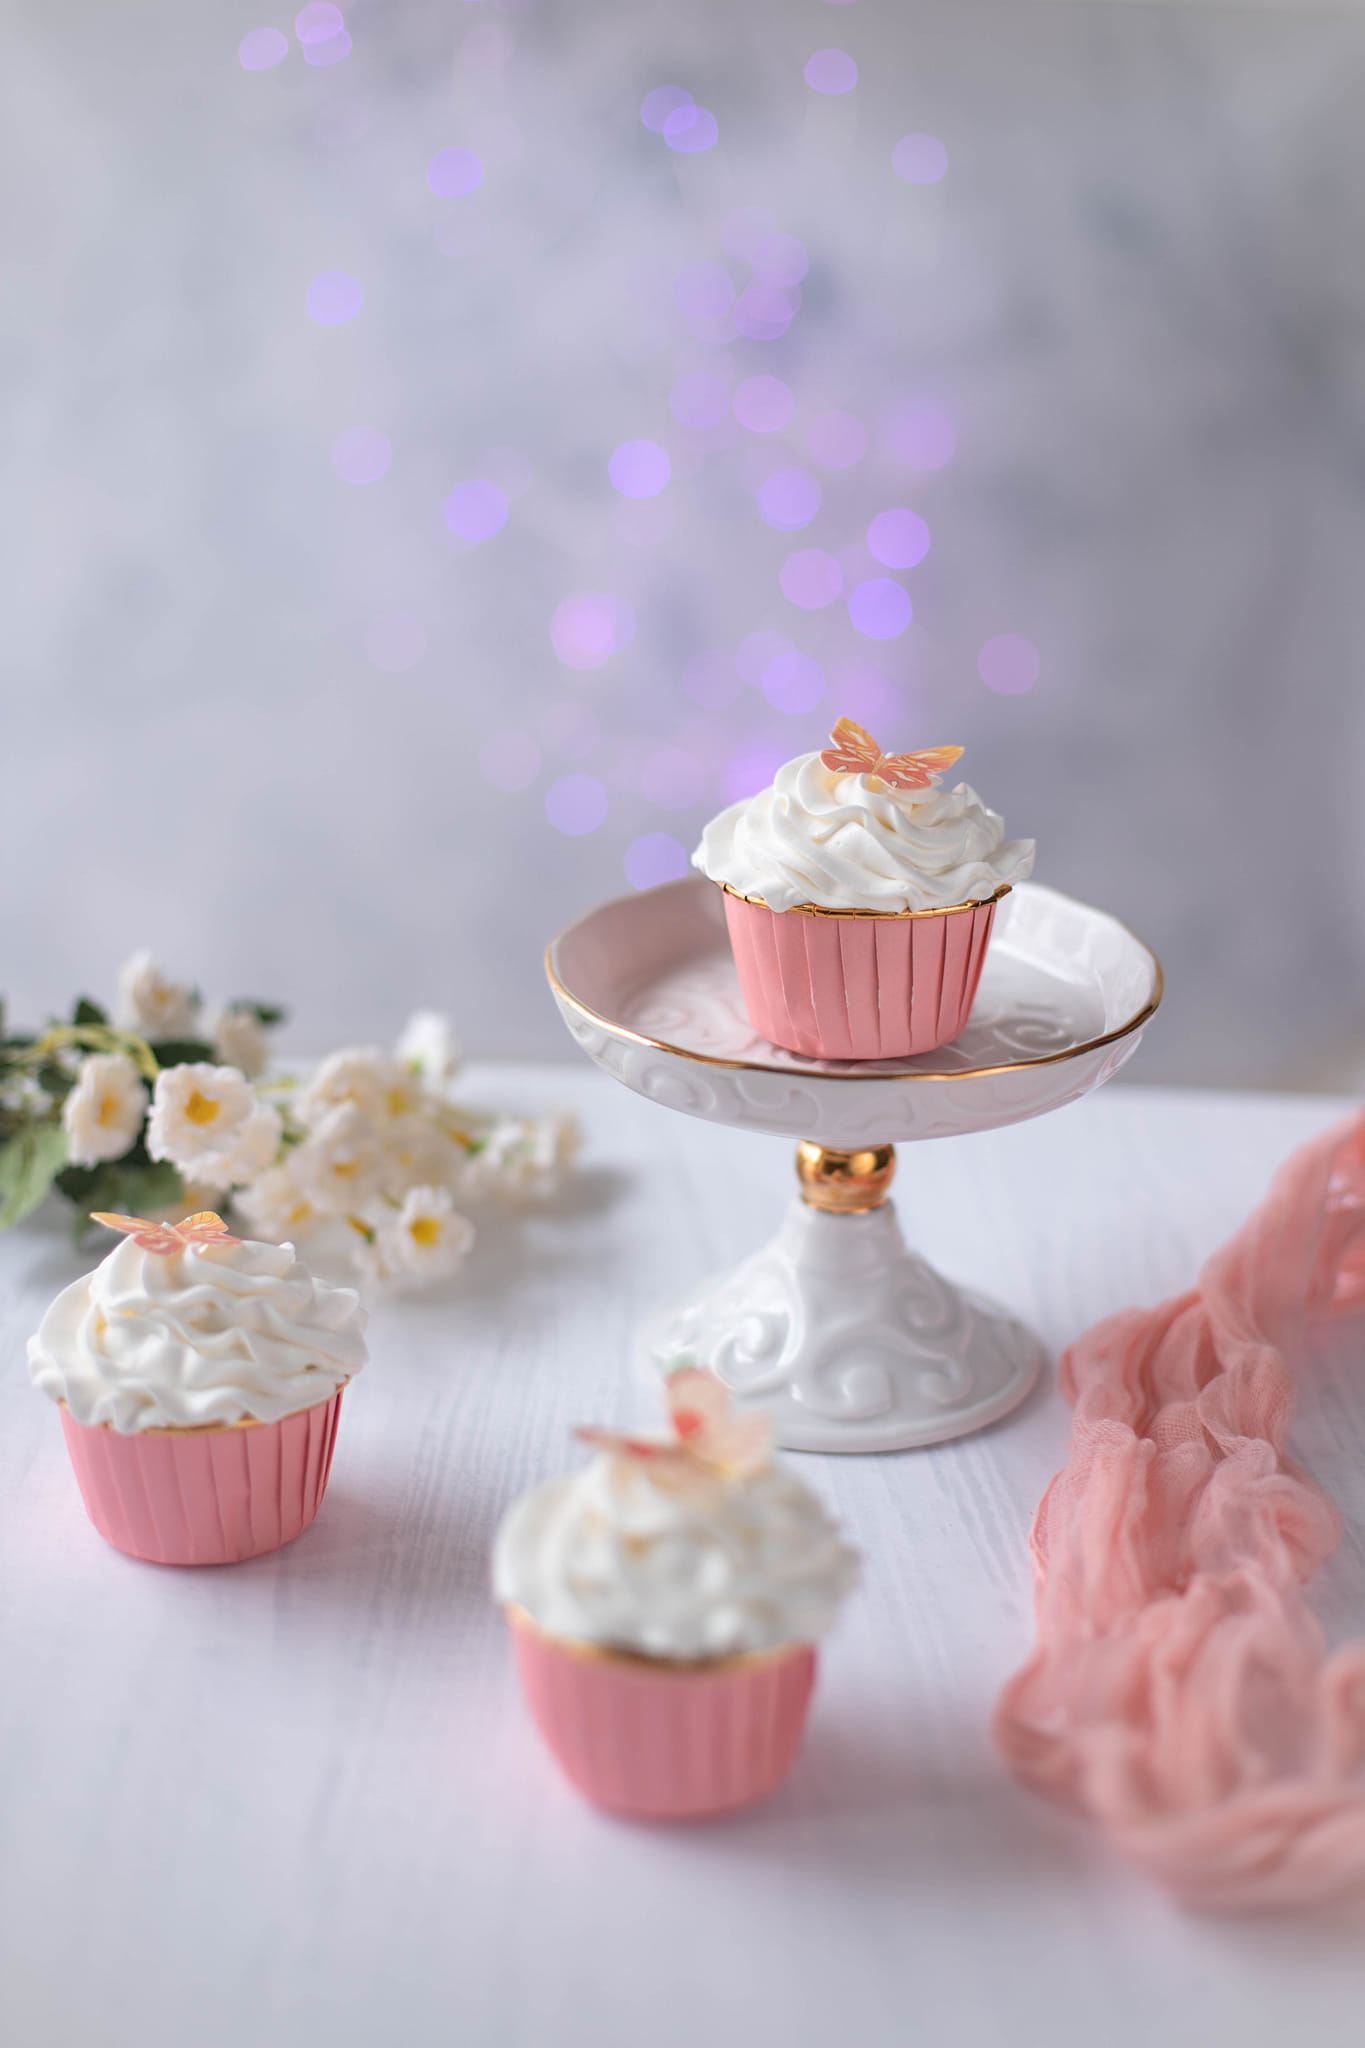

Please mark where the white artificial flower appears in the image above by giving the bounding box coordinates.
[461,1112,580,1205]
[146,1062,264,1190]
[367,1185,475,1285]
[378,1116,465,1202]
[62,1053,148,1168]
[212,1007,270,1080]
[116,951,199,1041]
[395,1010,462,1091]
[289,1102,385,1214]
[232,1162,321,1243]
[294,1048,418,1128]
[220,1103,283,1185]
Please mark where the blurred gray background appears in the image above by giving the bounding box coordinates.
[4,0,1364,1087]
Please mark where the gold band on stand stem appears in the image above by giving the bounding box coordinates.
[796,1142,896,1213]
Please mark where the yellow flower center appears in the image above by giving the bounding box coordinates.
[386,1088,409,1117]
[96,1093,119,1127]
[183,1091,221,1126]
[409,1216,441,1247]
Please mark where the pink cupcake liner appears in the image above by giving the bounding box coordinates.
[721,885,1001,1060]
[509,1609,817,1819]
[59,1386,346,1566]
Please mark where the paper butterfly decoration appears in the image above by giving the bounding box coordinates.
[576,1367,771,1489]
[90,1210,241,1256]
[820,717,963,793]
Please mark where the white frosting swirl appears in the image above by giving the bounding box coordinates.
[693,751,1035,913]
[493,1451,859,1660]
[28,1234,367,1433]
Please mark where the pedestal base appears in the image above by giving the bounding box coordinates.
[639,1194,1044,1454]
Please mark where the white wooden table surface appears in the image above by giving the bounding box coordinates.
[2,1066,1363,2048]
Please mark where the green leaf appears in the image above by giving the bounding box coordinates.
[230,1001,286,1028]
[147,1038,215,1068]
[71,996,108,1026]
[58,1157,185,1239]
[0,1124,69,1230]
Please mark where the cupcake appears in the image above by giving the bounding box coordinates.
[28,1210,367,1566]
[693,717,1034,1059]
[493,1368,859,1819]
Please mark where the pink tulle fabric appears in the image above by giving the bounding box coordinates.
[994,1111,1365,1910]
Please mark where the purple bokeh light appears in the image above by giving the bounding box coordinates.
[239,27,288,69]
[641,749,704,810]
[724,742,788,804]
[306,271,363,326]
[978,635,1041,695]
[892,134,948,185]
[642,87,693,134]
[684,649,741,707]
[867,508,930,570]
[671,370,729,428]
[734,282,795,341]
[625,834,689,890]
[666,106,718,154]
[780,551,842,610]
[428,148,483,197]
[444,480,508,541]
[674,262,733,322]
[736,629,793,685]
[304,28,350,65]
[609,440,671,499]
[364,613,426,674]
[332,428,391,484]
[479,732,541,792]
[849,579,912,640]
[546,774,607,836]
[762,651,826,715]
[550,592,635,671]
[733,375,793,433]
[757,468,821,532]
[808,411,866,469]
[752,234,809,287]
[886,402,955,471]
[805,49,857,94]
[722,207,777,260]
[295,3,342,41]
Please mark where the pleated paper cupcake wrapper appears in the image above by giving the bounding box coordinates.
[722,887,999,1060]
[59,1386,345,1566]
[509,1610,817,1819]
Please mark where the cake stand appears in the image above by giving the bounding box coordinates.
[546,879,1162,1454]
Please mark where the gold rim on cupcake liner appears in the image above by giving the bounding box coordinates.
[719,879,1013,919]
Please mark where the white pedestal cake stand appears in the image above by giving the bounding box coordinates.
[546,878,1162,1454]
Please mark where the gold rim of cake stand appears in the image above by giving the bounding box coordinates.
[544,894,1164,1085]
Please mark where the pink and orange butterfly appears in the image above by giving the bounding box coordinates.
[820,717,963,792]
[577,1367,771,1489]
[90,1210,241,1256]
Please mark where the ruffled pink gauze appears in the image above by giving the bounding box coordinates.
[994,1111,1365,1911]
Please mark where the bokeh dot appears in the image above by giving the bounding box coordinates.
[239,27,288,69]
[808,411,867,469]
[550,592,635,671]
[722,207,778,260]
[609,440,671,499]
[641,86,692,134]
[304,27,350,65]
[671,370,729,428]
[724,742,788,803]
[804,49,857,94]
[887,403,955,471]
[892,134,948,185]
[444,480,508,540]
[780,550,842,610]
[332,428,391,484]
[546,774,607,836]
[763,651,826,715]
[666,106,718,154]
[641,749,704,810]
[479,732,541,791]
[978,635,1041,695]
[625,833,689,890]
[752,234,808,287]
[295,3,342,43]
[848,579,912,640]
[428,147,483,197]
[757,469,821,532]
[733,375,793,433]
[364,612,426,673]
[684,649,740,707]
[306,271,363,326]
[734,282,794,341]
[736,629,793,685]
[674,261,733,321]
[867,508,930,570]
